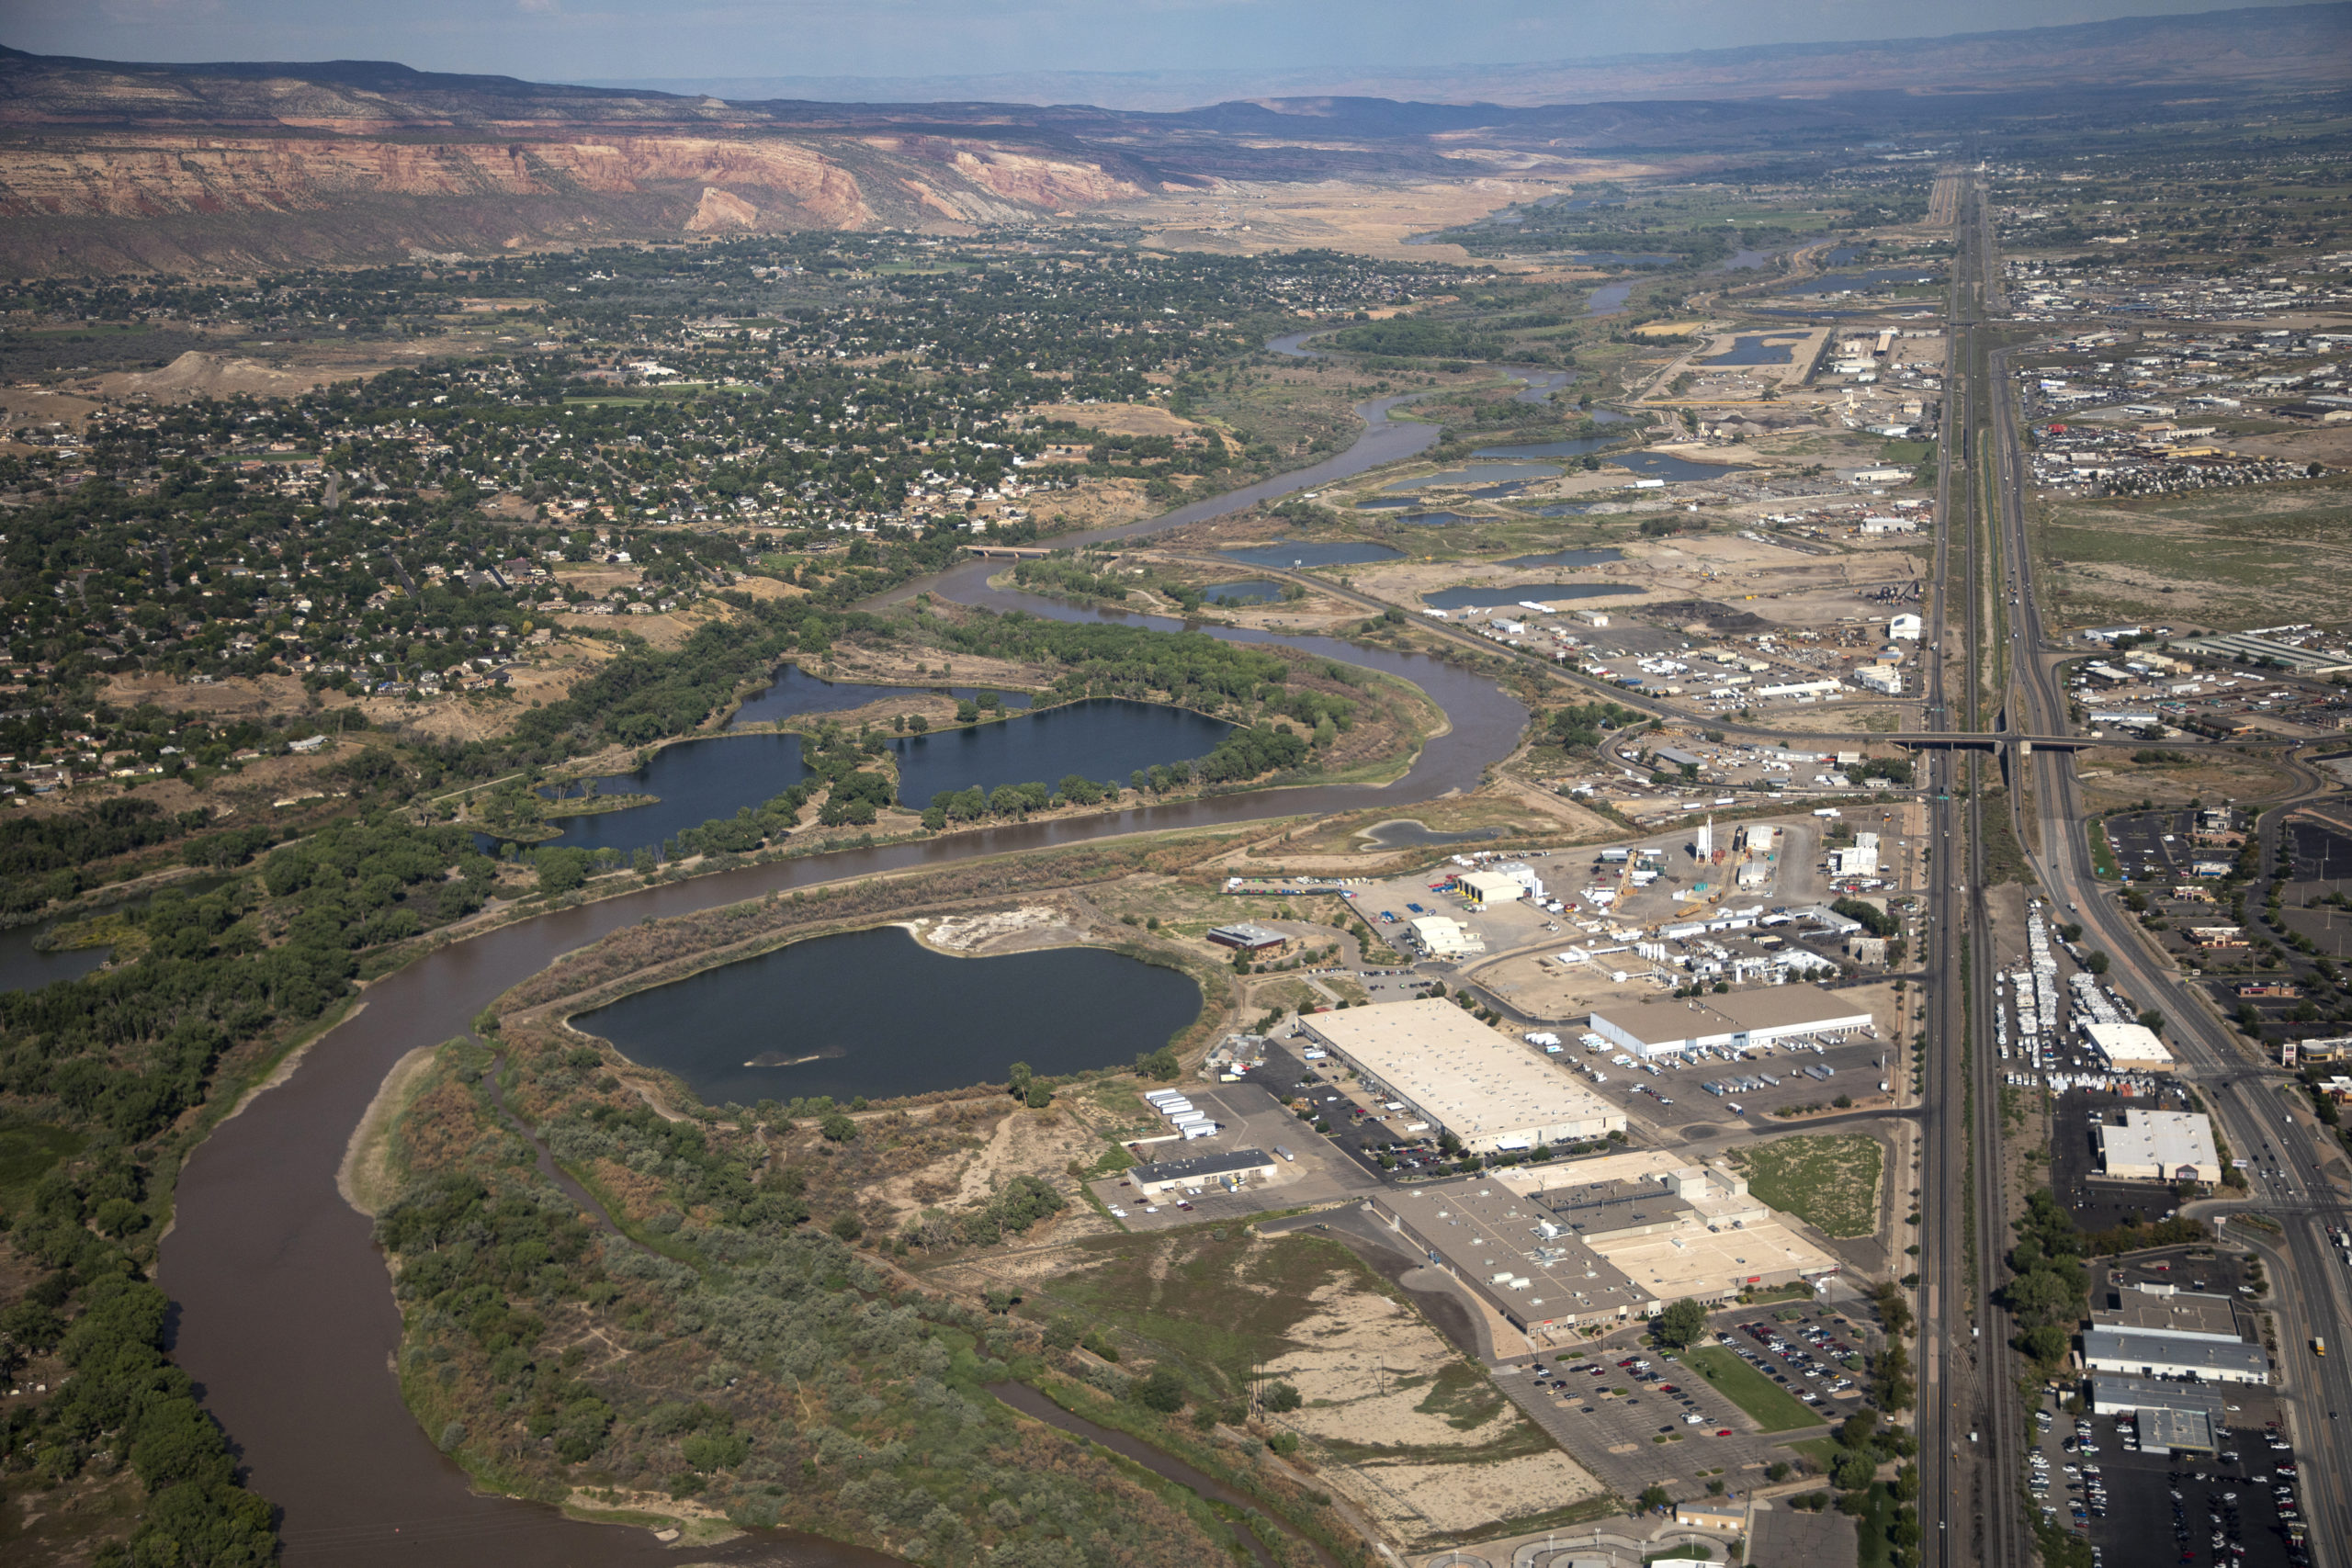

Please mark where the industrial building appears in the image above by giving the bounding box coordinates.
[2085,1021,2175,1072]
[1456,871,1527,908]
[2082,1327,2270,1385]
[2088,1377,2223,1454]
[1588,987,1877,1061]
[1126,1148,1279,1197]
[1363,1151,1839,1335]
[2091,1285,2241,1344]
[1205,922,1291,954]
[2095,1109,2220,1184]
[1298,999,1623,1153]
[1408,914,1477,958]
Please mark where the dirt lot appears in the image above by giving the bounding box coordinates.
[2074,749,2298,814]
[1030,401,1201,437]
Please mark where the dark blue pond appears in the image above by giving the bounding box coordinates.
[1391,513,1478,526]
[729,663,1028,727]
[1219,540,1404,568]
[577,925,1204,1107]
[1705,335,1803,366]
[1425,583,1627,611]
[1383,462,1560,491]
[1718,249,1773,270]
[537,700,1228,851]
[1611,450,1754,483]
[1571,253,1680,266]
[1204,580,1285,604]
[0,922,110,993]
[1588,283,1634,315]
[1503,547,1623,569]
[1823,244,1867,265]
[891,698,1234,807]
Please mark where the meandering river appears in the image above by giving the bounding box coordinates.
[159,354,1535,1566]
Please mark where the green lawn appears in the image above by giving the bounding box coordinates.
[1680,1345,1821,1433]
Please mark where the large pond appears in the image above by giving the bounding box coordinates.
[0,922,111,993]
[1705,334,1804,366]
[729,664,1028,728]
[540,700,1231,851]
[1611,450,1754,483]
[1218,540,1402,568]
[576,925,1203,1107]
[1424,582,1628,611]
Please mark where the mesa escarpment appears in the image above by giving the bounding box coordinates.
[0,49,1187,271]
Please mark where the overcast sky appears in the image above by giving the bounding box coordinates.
[4,0,2319,85]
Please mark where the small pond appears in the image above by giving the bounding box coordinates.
[1202,580,1285,605]
[1587,282,1634,315]
[576,925,1204,1107]
[1424,582,1628,611]
[1569,252,1680,267]
[1218,540,1403,569]
[1705,334,1803,366]
[1784,267,1942,296]
[1472,435,1620,460]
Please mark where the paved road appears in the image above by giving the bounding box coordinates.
[1984,187,2352,1565]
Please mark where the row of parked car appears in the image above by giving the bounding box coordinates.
[1736,1318,1859,1401]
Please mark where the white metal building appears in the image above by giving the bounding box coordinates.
[1298,999,1623,1153]
[2096,1109,2220,1184]
[1588,988,1876,1060]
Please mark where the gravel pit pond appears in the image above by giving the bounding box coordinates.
[729,662,1030,727]
[576,925,1203,1106]
[530,700,1234,852]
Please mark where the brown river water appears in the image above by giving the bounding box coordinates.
[159,378,1529,1564]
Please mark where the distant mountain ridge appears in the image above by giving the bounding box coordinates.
[0,4,2346,275]
[588,4,2352,111]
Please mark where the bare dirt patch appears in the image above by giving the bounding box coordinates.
[1032,401,1200,437]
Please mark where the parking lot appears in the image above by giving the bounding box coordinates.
[2033,1401,2309,1568]
[1486,1303,1865,1498]
[2049,1086,2211,1230]
[1558,1025,1900,1140]
[1086,1080,1381,1229]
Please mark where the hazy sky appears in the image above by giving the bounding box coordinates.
[3,0,2310,84]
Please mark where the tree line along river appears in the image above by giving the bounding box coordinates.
[156,366,1540,1565]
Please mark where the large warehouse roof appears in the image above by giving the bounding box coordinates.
[1589,987,1876,1056]
[2083,1328,2269,1383]
[1301,999,1621,1150]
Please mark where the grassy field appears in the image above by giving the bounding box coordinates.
[0,1119,85,1208]
[1679,1345,1822,1433]
[2036,474,2352,627]
[1729,1134,1884,1239]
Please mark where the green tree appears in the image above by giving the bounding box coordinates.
[1134,1366,1187,1413]
[1655,1297,1708,1348]
[1264,1382,1302,1413]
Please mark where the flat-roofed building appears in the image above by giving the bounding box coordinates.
[2096,1109,2217,1183]
[1363,1150,1839,1335]
[2087,1377,2222,1454]
[1589,987,1876,1060]
[2082,1327,2269,1384]
[2092,1287,2240,1342]
[1408,914,1478,958]
[1299,999,1622,1152]
[1205,922,1291,954]
[1127,1148,1279,1197]
[2085,1021,2176,1073]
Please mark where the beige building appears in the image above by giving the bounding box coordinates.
[1299,999,1623,1153]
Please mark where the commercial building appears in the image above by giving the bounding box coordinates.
[1298,999,1623,1153]
[1363,1150,1839,1335]
[2085,1021,2176,1073]
[1126,1148,1279,1197]
[1675,1499,1748,1532]
[2088,1377,2223,1454]
[1206,922,1291,954]
[2081,1327,2270,1385]
[1889,613,1925,642]
[2091,1286,2241,1344]
[2095,1109,2220,1184]
[1588,988,1877,1060]
[1852,664,1904,695]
